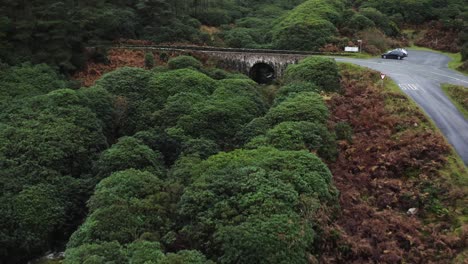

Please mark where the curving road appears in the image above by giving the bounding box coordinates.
[334,50,468,165]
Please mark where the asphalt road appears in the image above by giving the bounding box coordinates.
[334,50,468,165]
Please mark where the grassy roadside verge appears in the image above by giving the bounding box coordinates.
[408,45,466,75]
[441,83,468,119]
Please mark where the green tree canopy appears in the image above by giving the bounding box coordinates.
[178,147,337,262]
[265,92,330,125]
[283,57,341,93]
[67,169,176,248]
[94,136,165,178]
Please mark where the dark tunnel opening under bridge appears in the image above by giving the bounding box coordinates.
[249,63,275,84]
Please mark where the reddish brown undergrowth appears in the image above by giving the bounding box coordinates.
[318,64,467,263]
[73,48,216,87]
[73,49,147,87]
[415,21,460,52]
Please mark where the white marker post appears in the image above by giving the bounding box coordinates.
[380,73,385,87]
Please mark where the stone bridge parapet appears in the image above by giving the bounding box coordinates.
[114,45,350,83]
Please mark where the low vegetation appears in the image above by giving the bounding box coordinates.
[319,63,467,263]
[441,84,468,119]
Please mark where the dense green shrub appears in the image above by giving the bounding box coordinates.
[235,117,271,145]
[203,68,229,80]
[360,7,400,36]
[272,0,344,50]
[167,55,202,70]
[149,68,218,101]
[178,147,337,262]
[284,57,341,92]
[265,92,330,125]
[176,95,262,148]
[194,8,232,26]
[180,138,220,159]
[335,121,353,143]
[95,67,157,135]
[94,137,165,178]
[274,82,320,105]
[224,28,257,48]
[64,241,127,264]
[249,121,337,160]
[349,14,375,31]
[64,240,212,264]
[144,52,155,69]
[0,63,67,100]
[155,92,206,128]
[67,169,174,248]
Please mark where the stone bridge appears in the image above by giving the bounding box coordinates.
[116,45,348,83]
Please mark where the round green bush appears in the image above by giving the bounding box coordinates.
[284,57,341,92]
[274,82,320,105]
[149,68,218,101]
[272,0,343,51]
[167,55,202,70]
[265,92,330,125]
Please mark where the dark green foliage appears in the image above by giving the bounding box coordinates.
[77,86,115,140]
[149,68,218,101]
[155,92,206,128]
[272,0,343,50]
[167,155,203,184]
[274,82,320,105]
[215,214,314,264]
[144,52,155,69]
[335,121,353,143]
[195,8,232,26]
[64,241,127,264]
[0,63,67,100]
[126,240,165,264]
[461,43,468,61]
[349,14,376,31]
[361,0,432,24]
[66,241,211,264]
[67,169,174,247]
[94,137,165,178]
[96,67,153,101]
[1,185,67,260]
[265,92,330,125]
[0,1,209,72]
[284,57,341,93]
[178,147,337,262]
[174,79,266,148]
[236,117,271,145]
[224,28,257,48]
[134,129,182,166]
[203,68,229,80]
[162,250,214,264]
[181,138,220,159]
[95,67,159,136]
[359,7,400,36]
[248,121,337,160]
[0,89,108,179]
[0,85,108,262]
[167,55,203,70]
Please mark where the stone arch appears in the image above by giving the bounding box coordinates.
[249,62,275,84]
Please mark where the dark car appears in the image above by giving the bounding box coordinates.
[381,49,407,60]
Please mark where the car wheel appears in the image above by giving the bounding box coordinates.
[397,56,401,60]
[383,55,386,59]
